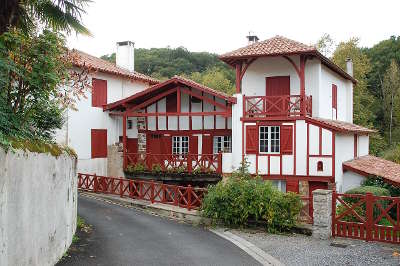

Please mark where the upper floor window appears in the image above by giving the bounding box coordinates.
[127,119,133,129]
[172,136,189,155]
[92,78,107,107]
[259,126,280,153]
[213,136,232,153]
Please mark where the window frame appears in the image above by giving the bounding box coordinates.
[213,136,232,154]
[172,136,189,156]
[259,125,280,154]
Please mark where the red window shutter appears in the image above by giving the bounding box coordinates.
[92,78,107,107]
[246,125,258,154]
[166,92,177,112]
[190,135,198,154]
[202,135,213,154]
[161,136,172,154]
[332,84,337,109]
[91,129,107,158]
[286,180,299,193]
[280,125,293,155]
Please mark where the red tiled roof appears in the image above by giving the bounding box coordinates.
[306,117,375,134]
[220,35,316,59]
[104,75,236,111]
[219,35,357,84]
[70,49,159,85]
[343,155,400,186]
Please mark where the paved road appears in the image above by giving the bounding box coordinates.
[62,195,260,266]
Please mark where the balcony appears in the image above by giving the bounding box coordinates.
[244,95,312,119]
[124,153,222,175]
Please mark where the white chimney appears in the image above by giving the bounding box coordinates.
[246,32,259,45]
[346,58,353,77]
[116,41,135,72]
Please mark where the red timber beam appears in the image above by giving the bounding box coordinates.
[122,111,230,117]
[180,88,228,110]
[126,87,177,113]
[122,113,127,169]
[235,58,256,93]
[283,55,307,116]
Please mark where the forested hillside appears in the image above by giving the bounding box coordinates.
[102,38,400,160]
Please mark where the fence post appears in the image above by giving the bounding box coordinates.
[331,190,336,238]
[187,185,192,211]
[365,192,374,241]
[187,154,192,173]
[174,187,179,206]
[312,189,333,240]
[151,180,155,203]
[120,179,124,198]
[217,152,222,174]
[93,174,98,193]
[78,173,82,188]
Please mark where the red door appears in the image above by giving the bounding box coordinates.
[266,76,290,115]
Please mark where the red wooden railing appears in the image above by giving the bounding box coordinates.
[78,173,207,210]
[332,191,400,243]
[124,153,222,174]
[244,95,312,118]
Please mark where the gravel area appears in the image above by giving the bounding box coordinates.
[230,228,400,266]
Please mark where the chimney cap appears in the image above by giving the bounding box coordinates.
[117,41,135,47]
[246,32,259,44]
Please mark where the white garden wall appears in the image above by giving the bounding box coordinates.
[0,148,77,266]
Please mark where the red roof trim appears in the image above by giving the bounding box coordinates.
[104,76,236,111]
[305,117,375,134]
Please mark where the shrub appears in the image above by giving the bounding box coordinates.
[201,176,302,233]
[151,164,163,174]
[126,162,147,173]
[345,186,390,197]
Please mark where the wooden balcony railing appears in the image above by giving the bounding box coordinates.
[244,95,312,118]
[124,153,222,174]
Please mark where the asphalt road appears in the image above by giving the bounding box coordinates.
[61,195,260,266]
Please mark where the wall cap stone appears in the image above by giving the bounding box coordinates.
[312,189,333,195]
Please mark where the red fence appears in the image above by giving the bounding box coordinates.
[78,173,207,210]
[332,191,400,243]
[125,153,222,174]
[244,95,312,118]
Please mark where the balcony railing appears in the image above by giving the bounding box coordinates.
[244,95,312,118]
[124,153,222,174]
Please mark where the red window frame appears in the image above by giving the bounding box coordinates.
[91,129,107,158]
[92,78,107,108]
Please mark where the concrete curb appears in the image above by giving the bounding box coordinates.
[210,228,284,266]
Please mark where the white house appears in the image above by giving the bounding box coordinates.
[62,35,400,202]
[56,41,159,175]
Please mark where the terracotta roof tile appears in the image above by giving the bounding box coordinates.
[70,49,159,85]
[220,35,316,59]
[343,155,400,186]
[307,117,375,134]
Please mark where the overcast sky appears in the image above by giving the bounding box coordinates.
[67,0,400,57]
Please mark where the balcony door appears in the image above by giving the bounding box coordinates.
[266,76,290,115]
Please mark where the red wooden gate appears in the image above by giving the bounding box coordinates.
[332,191,400,243]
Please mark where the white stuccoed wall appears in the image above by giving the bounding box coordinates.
[0,148,77,266]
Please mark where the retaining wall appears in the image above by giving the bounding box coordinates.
[0,148,77,266]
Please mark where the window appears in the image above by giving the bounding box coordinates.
[91,129,107,158]
[92,78,107,107]
[317,161,324,171]
[127,119,133,129]
[172,136,189,155]
[271,180,286,192]
[259,126,280,153]
[213,136,232,153]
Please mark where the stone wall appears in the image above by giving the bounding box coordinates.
[312,189,332,240]
[0,148,77,266]
[107,144,124,177]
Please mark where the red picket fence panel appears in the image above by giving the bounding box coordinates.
[78,173,206,210]
[125,153,222,174]
[332,191,400,244]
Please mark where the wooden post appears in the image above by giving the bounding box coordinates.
[93,174,98,193]
[365,192,374,241]
[217,152,222,174]
[300,55,306,116]
[151,180,155,203]
[331,190,336,238]
[123,113,127,169]
[187,154,192,173]
[235,62,242,93]
[187,185,192,211]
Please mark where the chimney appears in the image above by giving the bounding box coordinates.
[116,41,135,72]
[246,32,259,45]
[346,58,353,77]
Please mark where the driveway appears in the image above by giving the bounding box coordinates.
[59,195,260,266]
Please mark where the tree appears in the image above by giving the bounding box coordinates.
[188,67,235,95]
[0,0,91,35]
[0,28,89,140]
[382,60,400,145]
[316,33,335,57]
[332,38,376,127]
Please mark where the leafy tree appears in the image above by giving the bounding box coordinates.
[332,38,376,128]
[188,67,235,95]
[382,60,400,144]
[0,28,89,141]
[0,0,91,35]
[316,33,335,57]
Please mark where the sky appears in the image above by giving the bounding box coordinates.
[67,0,400,57]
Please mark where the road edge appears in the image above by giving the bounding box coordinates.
[210,228,284,266]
